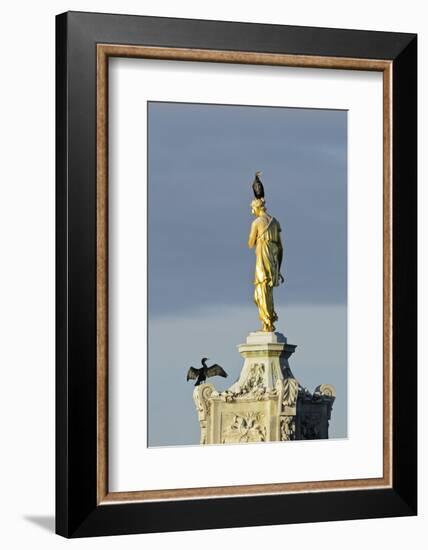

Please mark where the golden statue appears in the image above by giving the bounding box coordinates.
[248,184,284,332]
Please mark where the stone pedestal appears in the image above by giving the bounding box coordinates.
[193,331,336,444]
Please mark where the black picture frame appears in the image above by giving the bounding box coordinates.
[56,11,417,538]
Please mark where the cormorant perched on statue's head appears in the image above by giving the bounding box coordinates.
[252,171,265,200]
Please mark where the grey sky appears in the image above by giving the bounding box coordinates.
[147,102,347,446]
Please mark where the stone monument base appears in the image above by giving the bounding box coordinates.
[193,331,336,444]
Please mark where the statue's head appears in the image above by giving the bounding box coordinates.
[251,198,266,217]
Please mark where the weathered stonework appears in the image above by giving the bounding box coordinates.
[193,331,336,444]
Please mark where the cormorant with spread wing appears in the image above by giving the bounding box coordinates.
[252,171,265,199]
[186,358,228,387]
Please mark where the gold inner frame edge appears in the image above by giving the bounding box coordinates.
[96,44,393,505]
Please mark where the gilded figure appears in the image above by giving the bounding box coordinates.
[248,189,284,332]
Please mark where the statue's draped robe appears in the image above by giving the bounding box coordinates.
[253,215,282,330]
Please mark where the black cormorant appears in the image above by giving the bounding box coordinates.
[252,171,265,199]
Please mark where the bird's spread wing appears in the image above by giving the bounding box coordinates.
[187,367,200,381]
[252,174,265,199]
[206,364,228,378]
